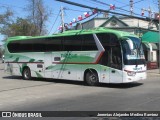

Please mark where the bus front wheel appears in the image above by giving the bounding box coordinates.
[85,70,99,86]
[22,67,31,80]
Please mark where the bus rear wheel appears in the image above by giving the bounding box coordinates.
[22,67,31,80]
[85,70,99,86]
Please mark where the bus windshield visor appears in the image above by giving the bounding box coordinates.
[121,37,145,65]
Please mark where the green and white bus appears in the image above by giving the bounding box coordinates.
[4,27,146,86]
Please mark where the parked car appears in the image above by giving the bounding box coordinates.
[2,55,4,63]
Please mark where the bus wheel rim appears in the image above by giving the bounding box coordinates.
[89,75,97,82]
[24,69,30,78]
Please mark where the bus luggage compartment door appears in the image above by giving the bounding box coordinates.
[44,52,52,78]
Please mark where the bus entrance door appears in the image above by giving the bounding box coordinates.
[44,52,52,78]
[109,47,123,83]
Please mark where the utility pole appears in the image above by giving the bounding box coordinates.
[130,0,133,16]
[142,7,154,18]
[158,0,160,74]
[60,6,65,32]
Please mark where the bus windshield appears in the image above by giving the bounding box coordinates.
[121,37,145,65]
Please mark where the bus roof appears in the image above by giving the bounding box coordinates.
[7,27,138,42]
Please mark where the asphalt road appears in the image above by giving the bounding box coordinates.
[0,61,160,120]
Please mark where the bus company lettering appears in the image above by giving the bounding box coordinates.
[61,53,90,58]
[61,53,77,58]
[133,67,142,71]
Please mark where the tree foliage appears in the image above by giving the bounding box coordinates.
[26,0,50,35]
[2,18,38,37]
[0,8,13,25]
[0,8,13,54]
[0,0,50,37]
[0,8,13,36]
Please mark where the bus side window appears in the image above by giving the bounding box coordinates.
[45,37,62,52]
[8,42,20,53]
[63,35,82,51]
[96,33,119,46]
[32,39,45,52]
[81,34,98,51]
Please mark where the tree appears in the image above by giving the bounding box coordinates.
[1,18,38,37]
[26,0,51,35]
[0,8,13,36]
[0,8,13,25]
[0,8,13,55]
[0,0,50,37]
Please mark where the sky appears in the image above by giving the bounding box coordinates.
[0,0,159,45]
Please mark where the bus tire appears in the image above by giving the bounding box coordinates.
[22,67,31,80]
[85,70,99,86]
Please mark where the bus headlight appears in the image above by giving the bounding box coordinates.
[124,70,136,76]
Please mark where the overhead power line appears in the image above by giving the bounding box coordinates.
[88,0,142,16]
[55,0,159,23]
[118,0,145,9]
[84,0,107,8]
[65,8,89,12]
[89,0,130,13]
[55,0,135,17]
[48,10,61,34]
